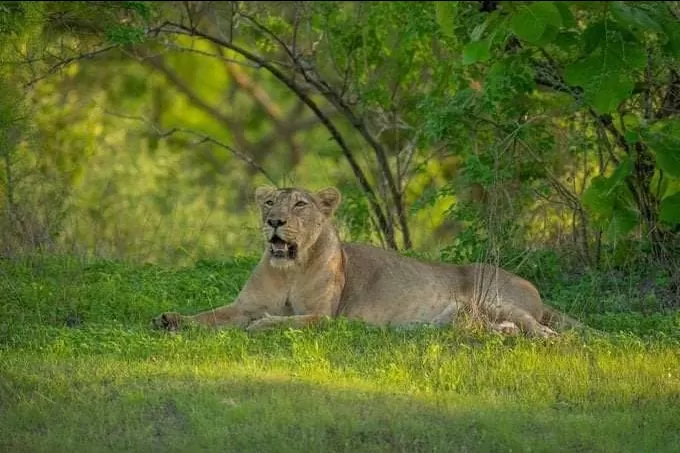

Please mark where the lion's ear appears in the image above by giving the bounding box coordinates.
[255,185,276,205]
[316,187,342,216]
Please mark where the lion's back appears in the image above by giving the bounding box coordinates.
[338,243,467,325]
[338,242,544,325]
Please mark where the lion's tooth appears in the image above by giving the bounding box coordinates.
[271,242,288,252]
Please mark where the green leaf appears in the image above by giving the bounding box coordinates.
[510,14,545,44]
[531,1,563,28]
[607,206,639,239]
[582,21,606,55]
[555,2,576,29]
[583,171,639,239]
[510,2,562,44]
[462,38,491,65]
[643,122,680,178]
[609,2,663,34]
[658,15,680,58]
[554,31,580,52]
[534,24,559,46]
[624,130,640,145]
[620,113,641,132]
[657,150,680,179]
[565,60,634,114]
[582,176,615,216]
[582,157,638,239]
[564,31,646,114]
[435,2,457,38]
[647,136,680,179]
[659,191,680,225]
[582,157,633,216]
[609,156,634,188]
[470,22,488,42]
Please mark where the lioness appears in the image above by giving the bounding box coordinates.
[153,186,581,337]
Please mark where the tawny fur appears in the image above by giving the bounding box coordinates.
[153,186,581,337]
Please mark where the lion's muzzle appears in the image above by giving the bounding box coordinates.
[269,235,298,260]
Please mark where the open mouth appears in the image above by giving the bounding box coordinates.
[269,235,298,259]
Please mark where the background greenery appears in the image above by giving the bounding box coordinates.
[2,2,680,451]
[1,1,679,270]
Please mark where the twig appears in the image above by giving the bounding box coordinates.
[101,109,277,184]
[291,3,301,58]
[23,44,119,88]
[188,134,276,184]
[644,47,654,122]
[22,22,173,89]
[160,43,261,68]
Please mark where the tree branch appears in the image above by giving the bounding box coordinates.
[237,13,412,249]
[144,53,268,169]
[146,55,234,126]
[102,109,278,184]
[22,21,175,89]
[148,53,331,170]
[160,42,262,68]
[214,44,301,165]
[160,21,398,249]
[23,44,119,88]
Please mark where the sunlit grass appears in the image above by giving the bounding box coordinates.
[1,254,679,452]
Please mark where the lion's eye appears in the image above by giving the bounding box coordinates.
[265,200,274,206]
[295,200,307,207]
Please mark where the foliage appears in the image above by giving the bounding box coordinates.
[430,1,680,261]
[0,1,679,289]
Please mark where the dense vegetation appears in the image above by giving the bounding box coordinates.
[2,1,680,451]
[1,1,679,266]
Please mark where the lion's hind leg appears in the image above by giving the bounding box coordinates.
[489,320,520,336]
[431,303,459,326]
[488,304,557,338]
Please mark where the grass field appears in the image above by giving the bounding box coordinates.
[1,254,680,452]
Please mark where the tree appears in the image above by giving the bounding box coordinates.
[429,1,680,264]
[1,1,679,271]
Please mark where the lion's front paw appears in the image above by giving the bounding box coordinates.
[152,312,185,331]
[246,313,278,332]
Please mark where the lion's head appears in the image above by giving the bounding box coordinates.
[254,186,342,268]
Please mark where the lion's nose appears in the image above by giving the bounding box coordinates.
[267,219,286,228]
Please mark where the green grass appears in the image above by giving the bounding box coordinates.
[1,254,680,453]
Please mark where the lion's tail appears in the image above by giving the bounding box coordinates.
[541,305,583,331]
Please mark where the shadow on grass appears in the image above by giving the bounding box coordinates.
[2,363,678,453]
